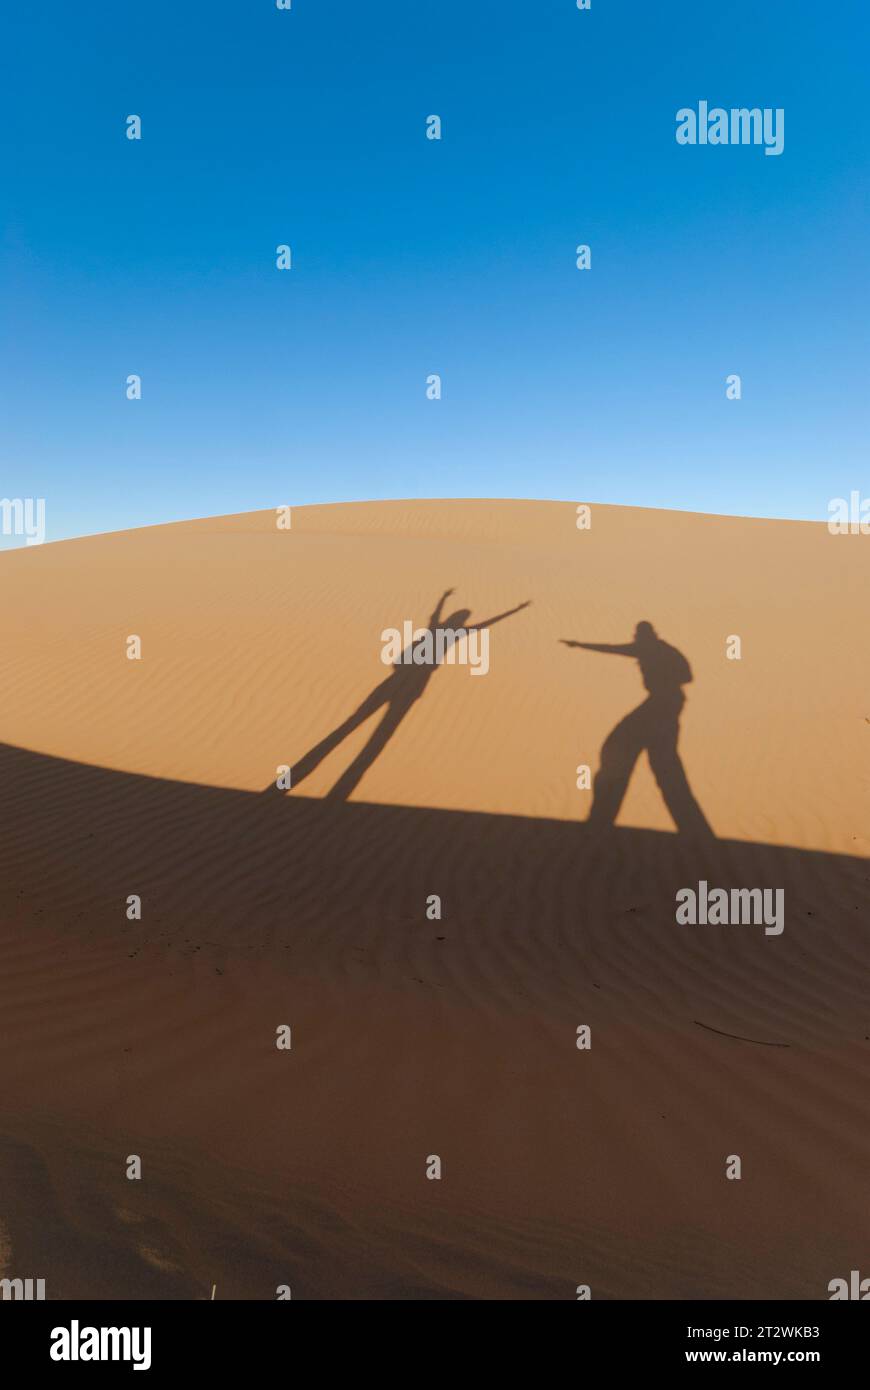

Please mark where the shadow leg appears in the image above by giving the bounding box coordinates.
[326,701,410,802]
[646,703,714,837]
[589,704,647,825]
[267,680,393,792]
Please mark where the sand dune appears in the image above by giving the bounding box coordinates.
[0,499,868,1299]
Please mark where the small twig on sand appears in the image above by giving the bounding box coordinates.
[694,1020,789,1048]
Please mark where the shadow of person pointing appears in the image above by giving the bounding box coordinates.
[560,621,713,837]
[275,588,531,803]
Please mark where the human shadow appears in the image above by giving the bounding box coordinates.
[560,621,713,837]
[273,588,531,802]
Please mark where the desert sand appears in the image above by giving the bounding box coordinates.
[0,498,868,1299]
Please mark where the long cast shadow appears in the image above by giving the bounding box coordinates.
[2,741,869,1298]
[272,588,530,801]
[1,740,865,989]
[561,621,713,837]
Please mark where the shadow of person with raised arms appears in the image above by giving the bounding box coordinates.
[273,588,531,802]
[560,621,713,837]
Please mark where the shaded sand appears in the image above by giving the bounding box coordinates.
[0,499,868,1299]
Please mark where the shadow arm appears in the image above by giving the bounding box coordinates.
[429,588,454,626]
[560,641,636,656]
[469,600,531,631]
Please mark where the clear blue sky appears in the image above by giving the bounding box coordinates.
[2,1,868,544]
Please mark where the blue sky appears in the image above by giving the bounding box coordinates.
[2,0,868,544]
